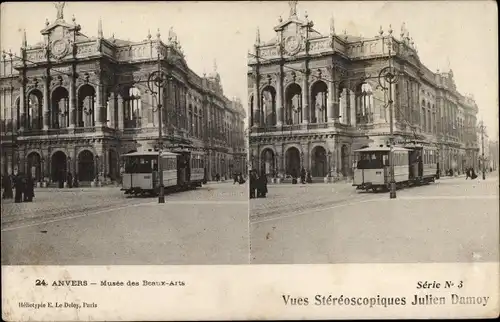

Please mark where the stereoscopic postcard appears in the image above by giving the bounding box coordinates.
[1,0,498,320]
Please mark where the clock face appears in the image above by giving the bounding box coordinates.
[51,39,68,58]
[284,35,300,55]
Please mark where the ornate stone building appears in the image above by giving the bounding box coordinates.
[0,6,246,184]
[248,2,479,179]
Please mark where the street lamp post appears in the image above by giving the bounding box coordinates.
[378,32,399,199]
[95,155,99,184]
[478,121,487,180]
[147,38,169,203]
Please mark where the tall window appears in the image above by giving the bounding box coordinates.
[125,87,141,128]
[356,83,373,124]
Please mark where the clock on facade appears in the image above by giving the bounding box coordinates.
[284,35,301,55]
[51,39,68,59]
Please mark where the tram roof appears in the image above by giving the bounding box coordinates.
[122,151,180,157]
[354,146,410,152]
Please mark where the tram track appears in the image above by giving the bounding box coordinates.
[250,190,377,224]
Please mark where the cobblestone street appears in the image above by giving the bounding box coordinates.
[1,182,249,265]
[250,174,499,264]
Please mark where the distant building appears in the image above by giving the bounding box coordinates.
[248,1,479,179]
[0,5,246,183]
[488,140,498,171]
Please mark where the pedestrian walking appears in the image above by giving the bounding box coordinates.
[300,167,306,184]
[233,172,238,185]
[2,174,13,199]
[24,174,35,202]
[465,167,470,180]
[14,172,25,203]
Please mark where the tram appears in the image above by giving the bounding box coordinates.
[353,143,438,192]
[121,149,205,196]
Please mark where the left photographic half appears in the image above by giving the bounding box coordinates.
[0,1,249,265]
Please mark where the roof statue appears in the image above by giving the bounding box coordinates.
[289,0,298,17]
[54,2,65,20]
[330,15,335,35]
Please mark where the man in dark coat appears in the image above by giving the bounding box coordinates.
[249,170,257,198]
[24,174,35,202]
[14,173,25,203]
[257,174,268,198]
[2,174,13,199]
[67,172,73,188]
[471,168,478,180]
[73,173,79,188]
[58,170,64,188]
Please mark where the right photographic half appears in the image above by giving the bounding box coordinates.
[248,1,499,264]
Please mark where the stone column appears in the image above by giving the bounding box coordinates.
[302,73,309,124]
[108,92,116,128]
[19,77,26,132]
[69,76,76,128]
[349,90,356,127]
[95,79,103,127]
[327,79,336,122]
[146,91,153,127]
[301,144,309,171]
[117,94,124,130]
[43,75,50,130]
[276,75,283,126]
[252,74,260,127]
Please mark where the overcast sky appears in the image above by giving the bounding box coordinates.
[1,1,497,138]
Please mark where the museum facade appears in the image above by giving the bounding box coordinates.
[0,7,246,184]
[248,2,479,180]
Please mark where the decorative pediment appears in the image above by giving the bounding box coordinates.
[274,17,307,32]
[41,21,79,36]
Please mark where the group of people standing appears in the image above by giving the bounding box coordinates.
[465,167,478,180]
[249,170,268,199]
[1,173,35,203]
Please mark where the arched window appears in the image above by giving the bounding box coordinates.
[188,104,193,136]
[355,83,373,124]
[125,87,141,128]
